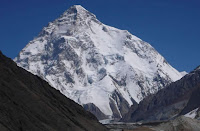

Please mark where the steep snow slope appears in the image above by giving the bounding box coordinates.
[14,5,184,119]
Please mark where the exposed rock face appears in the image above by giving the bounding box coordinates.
[0,51,107,131]
[180,85,200,115]
[83,103,108,120]
[14,5,184,119]
[121,66,200,122]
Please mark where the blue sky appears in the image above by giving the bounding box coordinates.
[0,0,199,72]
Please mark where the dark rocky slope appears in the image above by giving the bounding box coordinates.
[0,51,107,131]
[179,75,200,116]
[122,66,200,122]
[83,103,108,120]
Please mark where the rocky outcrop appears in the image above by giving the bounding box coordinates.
[0,51,107,131]
[83,103,108,120]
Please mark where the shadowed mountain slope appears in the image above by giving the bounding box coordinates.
[122,66,200,122]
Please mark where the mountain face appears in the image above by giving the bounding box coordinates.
[180,67,200,120]
[121,66,200,122]
[14,5,184,120]
[0,51,107,131]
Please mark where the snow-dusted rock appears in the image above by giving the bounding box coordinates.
[14,5,184,120]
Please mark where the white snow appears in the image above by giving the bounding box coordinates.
[99,118,114,124]
[14,5,185,119]
[180,71,188,76]
[184,108,199,119]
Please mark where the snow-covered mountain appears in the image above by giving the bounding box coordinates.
[14,5,184,120]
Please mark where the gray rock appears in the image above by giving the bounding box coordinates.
[83,103,108,120]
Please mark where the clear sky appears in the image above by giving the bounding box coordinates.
[0,0,199,72]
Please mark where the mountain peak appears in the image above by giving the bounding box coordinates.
[65,5,87,14]
[51,4,100,28]
[71,5,86,11]
[36,5,99,37]
[15,5,184,120]
[61,5,96,20]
